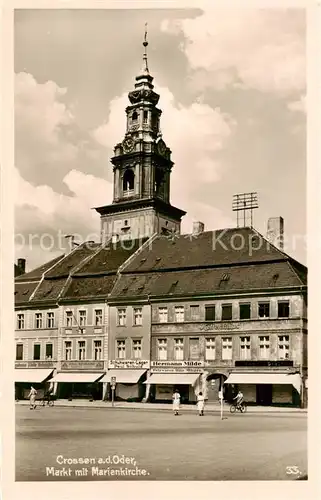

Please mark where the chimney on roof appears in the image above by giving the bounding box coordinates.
[266,217,284,250]
[64,235,80,254]
[192,221,205,236]
[17,258,26,274]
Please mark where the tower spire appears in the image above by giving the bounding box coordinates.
[142,22,149,74]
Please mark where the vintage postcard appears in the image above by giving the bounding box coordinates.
[1,1,319,499]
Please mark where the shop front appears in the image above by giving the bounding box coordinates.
[100,360,149,402]
[15,365,54,400]
[224,372,302,407]
[50,371,105,400]
[145,361,204,404]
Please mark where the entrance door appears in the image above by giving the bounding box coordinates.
[207,378,219,402]
[256,384,272,405]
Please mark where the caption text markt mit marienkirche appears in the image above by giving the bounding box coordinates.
[46,454,150,477]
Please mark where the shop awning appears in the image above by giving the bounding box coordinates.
[15,368,53,383]
[49,372,105,383]
[224,373,302,393]
[100,370,146,384]
[144,373,201,386]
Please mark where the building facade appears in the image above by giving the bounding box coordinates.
[14,34,307,407]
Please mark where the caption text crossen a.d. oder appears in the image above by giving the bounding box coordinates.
[45,454,150,477]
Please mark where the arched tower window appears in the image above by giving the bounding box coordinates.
[132,111,138,122]
[143,110,148,123]
[155,168,164,195]
[123,169,135,196]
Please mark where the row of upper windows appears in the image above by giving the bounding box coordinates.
[154,301,291,323]
[155,335,290,361]
[16,339,104,362]
[15,301,293,330]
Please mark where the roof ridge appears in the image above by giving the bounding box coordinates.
[287,259,307,286]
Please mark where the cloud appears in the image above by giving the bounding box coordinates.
[15,72,109,190]
[15,167,112,268]
[162,9,305,94]
[287,94,306,113]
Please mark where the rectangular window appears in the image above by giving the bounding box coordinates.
[205,338,216,361]
[45,343,53,359]
[78,340,86,361]
[157,339,167,360]
[158,307,168,323]
[33,344,41,361]
[174,338,184,360]
[190,305,200,320]
[174,306,184,323]
[133,308,143,326]
[65,311,73,327]
[35,313,43,329]
[258,302,270,318]
[239,304,251,320]
[117,308,126,326]
[95,309,103,326]
[222,337,233,360]
[17,313,25,330]
[189,337,200,360]
[259,336,270,359]
[278,301,290,318]
[78,310,87,327]
[65,341,72,361]
[47,312,54,328]
[94,340,102,360]
[16,343,23,361]
[240,336,251,360]
[205,305,215,321]
[117,340,126,359]
[221,304,232,321]
[278,335,290,359]
[133,339,142,359]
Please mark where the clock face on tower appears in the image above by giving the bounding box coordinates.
[157,140,166,156]
[123,137,135,153]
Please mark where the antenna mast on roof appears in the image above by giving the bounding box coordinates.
[232,192,259,228]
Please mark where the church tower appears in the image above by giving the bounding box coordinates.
[95,27,186,243]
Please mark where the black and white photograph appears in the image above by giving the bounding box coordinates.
[2,2,317,494]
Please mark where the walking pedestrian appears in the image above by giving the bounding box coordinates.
[28,386,37,410]
[172,389,180,416]
[197,391,205,416]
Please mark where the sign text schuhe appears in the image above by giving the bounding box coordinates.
[108,360,150,369]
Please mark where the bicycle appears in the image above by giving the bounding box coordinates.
[230,401,247,413]
[41,396,55,407]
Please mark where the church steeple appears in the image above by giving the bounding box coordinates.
[94,27,186,243]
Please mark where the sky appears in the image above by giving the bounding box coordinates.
[14,7,306,271]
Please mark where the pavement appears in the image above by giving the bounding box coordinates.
[15,405,307,481]
[16,398,307,413]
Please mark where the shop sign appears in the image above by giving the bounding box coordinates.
[200,323,241,332]
[235,360,294,367]
[60,361,104,370]
[151,367,203,373]
[108,359,150,369]
[151,361,204,368]
[15,361,55,368]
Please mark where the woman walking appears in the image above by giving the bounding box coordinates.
[172,389,180,416]
[197,391,205,416]
[28,386,37,410]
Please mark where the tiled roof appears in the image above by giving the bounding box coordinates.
[110,261,306,299]
[15,255,64,282]
[45,244,100,278]
[31,278,68,302]
[15,281,39,304]
[76,238,148,275]
[123,228,288,273]
[62,275,118,299]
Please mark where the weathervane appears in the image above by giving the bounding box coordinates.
[142,22,149,73]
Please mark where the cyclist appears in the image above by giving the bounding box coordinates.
[233,390,244,409]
